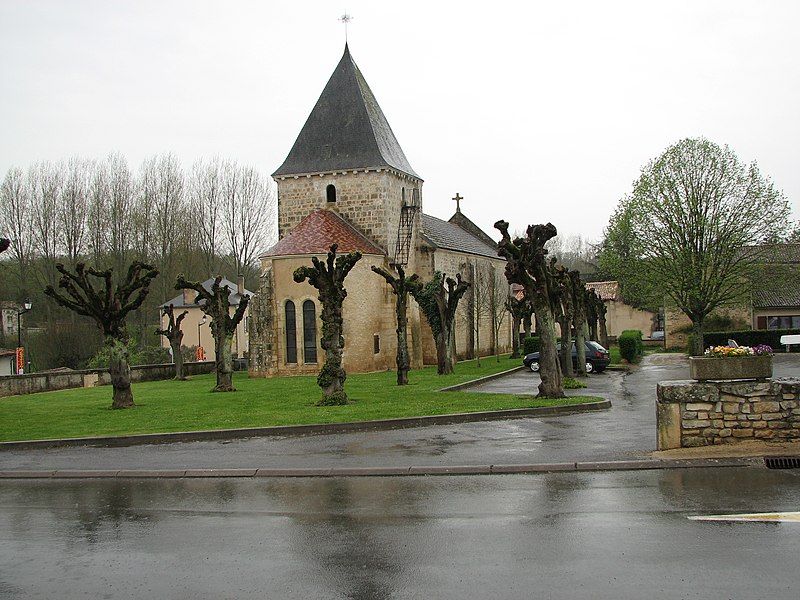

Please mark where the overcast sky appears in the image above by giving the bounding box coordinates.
[1,1,798,243]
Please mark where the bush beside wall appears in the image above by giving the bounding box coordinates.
[523,336,540,355]
[619,330,644,363]
[705,328,800,351]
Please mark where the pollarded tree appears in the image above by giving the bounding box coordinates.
[553,264,574,378]
[587,289,609,349]
[175,275,249,392]
[506,294,530,359]
[293,244,362,405]
[570,270,589,377]
[601,138,790,355]
[495,220,564,398]
[410,272,470,375]
[371,264,422,385]
[43,261,159,408]
[155,304,189,380]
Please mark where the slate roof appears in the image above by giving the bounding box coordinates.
[162,277,253,308]
[743,243,800,264]
[752,266,800,308]
[420,213,500,260]
[585,281,622,302]
[273,45,419,179]
[261,209,384,258]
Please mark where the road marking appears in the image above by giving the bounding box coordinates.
[689,512,800,523]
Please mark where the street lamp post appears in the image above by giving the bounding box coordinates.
[198,315,207,349]
[17,299,32,374]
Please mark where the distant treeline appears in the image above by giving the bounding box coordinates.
[0,153,277,370]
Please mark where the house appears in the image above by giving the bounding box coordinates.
[0,349,16,376]
[160,277,253,359]
[248,44,512,377]
[0,301,22,342]
[585,281,660,340]
[750,244,800,330]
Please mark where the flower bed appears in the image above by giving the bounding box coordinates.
[689,345,773,381]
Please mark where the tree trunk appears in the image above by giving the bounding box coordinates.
[558,316,574,377]
[690,319,704,357]
[536,306,564,398]
[599,312,609,350]
[575,320,588,377]
[170,338,186,380]
[213,327,235,392]
[108,345,134,409]
[510,315,521,358]
[396,294,410,386]
[475,311,481,367]
[523,313,532,339]
[318,298,347,405]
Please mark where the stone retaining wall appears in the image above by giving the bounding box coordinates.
[656,379,800,449]
[0,361,216,398]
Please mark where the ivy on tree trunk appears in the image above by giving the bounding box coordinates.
[43,261,159,409]
[371,264,421,385]
[495,220,565,398]
[554,265,574,378]
[156,304,189,380]
[175,275,249,392]
[293,244,362,405]
[411,272,470,375]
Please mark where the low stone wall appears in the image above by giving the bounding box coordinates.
[0,361,216,398]
[656,378,800,449]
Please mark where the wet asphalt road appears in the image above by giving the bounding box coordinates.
[1,467,799,599]
[1,355,798,472]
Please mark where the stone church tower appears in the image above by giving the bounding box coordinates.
[248,45,511,378]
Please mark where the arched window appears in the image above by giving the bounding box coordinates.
[326,184,337,203]
[303,300,318,363]
[285,301,297,364]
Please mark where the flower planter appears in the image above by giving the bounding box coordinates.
[689,355,773,381]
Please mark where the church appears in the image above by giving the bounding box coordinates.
[248,45,512,377]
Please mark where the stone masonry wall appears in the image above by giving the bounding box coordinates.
[656,379,800,449]
[276,170,422,253]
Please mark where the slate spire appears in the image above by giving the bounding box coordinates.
[273,45,419,179]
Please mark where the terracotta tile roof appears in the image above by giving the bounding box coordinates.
[586,280,621,301]
[261,209,384,258]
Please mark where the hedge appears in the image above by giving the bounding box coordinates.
[704,328,800,351]
[523,336,540,355]
[618,330,644,363]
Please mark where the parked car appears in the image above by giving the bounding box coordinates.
[523,341,610,374]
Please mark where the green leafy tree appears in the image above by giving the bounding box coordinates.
[600,138,790,355]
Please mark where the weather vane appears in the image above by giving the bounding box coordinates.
[339,12,353,42]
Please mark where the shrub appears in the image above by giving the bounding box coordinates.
[618,330,644,363]
[523,336,540,354]
[705,328,800,352]
[563,376,588,389]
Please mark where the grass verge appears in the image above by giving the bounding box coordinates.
[0,356,602,442]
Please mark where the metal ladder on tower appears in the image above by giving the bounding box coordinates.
[392,188,420,266]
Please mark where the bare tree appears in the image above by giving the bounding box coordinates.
[107,153,134,273]
[486,265,509,361]
[87,161,110,264]
[294,245,362,405]
[44,262,159,408]
[60,158,90,264]
[155,304,189,380]
[190,158,223,276]
[29,161,62,289]
[221,161,276,277]
[371,264,422,385]
[0,167,34,294]
[496,220,564,398]
[175,275,249,392]
[411,272,470,375]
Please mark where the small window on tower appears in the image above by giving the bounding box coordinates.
[373,334,380,354]
[326,184,337,203]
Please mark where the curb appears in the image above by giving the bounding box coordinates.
[0,458,761,480]
[0,399,611,451]
[439,365,525,391]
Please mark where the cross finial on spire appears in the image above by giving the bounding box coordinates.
[339,12,353,43]
[452,193,463,213]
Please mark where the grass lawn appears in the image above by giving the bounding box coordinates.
[0,356,601,442]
